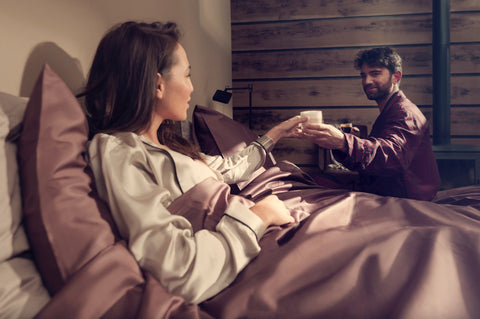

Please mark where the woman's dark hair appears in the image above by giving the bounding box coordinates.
[79,21,201,159]
[354,47,402,75]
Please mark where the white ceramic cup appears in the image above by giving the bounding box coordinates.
[300,110,323,124]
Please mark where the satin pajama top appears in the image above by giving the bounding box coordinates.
[333,90,441,201]
[87,132,270,304]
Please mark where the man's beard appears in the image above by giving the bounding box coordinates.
[363,81,393,101]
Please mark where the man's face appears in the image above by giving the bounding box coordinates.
[360,64,396,101]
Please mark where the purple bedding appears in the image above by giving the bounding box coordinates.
[168,161,480,319]
[20,67,480,318]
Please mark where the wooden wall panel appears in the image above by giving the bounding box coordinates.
[272,139,317,165]
[231,0,433,22]
[232,16,433,51]
[233,46,433,79]
[232,77,434,107]
[451,1,480,11]
[233,13,480,52]
[233,44,480,79]
[450,13,480,42]
[233,108,381,132]
[450,107,480,135]
[231,0,480,23]
[272,134,480,168]
[451,44,480,74]
[452,138,480,145]
[233,107,480,137]
[230,0,480,177]
[232,77,480,114]
[233,107,480,166]
[451,76,480,105]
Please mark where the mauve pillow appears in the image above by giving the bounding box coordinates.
[18,64,118,294]
[18,65,206,319]
[192,105,275,192]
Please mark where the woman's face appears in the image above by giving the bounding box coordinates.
[155,43,194,122]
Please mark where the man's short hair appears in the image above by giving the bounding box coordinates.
[354,47,402,74]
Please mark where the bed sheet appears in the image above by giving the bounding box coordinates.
[193,161,480,319]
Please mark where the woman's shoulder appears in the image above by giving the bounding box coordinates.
[91,131,145,149]
[88,132,147,161]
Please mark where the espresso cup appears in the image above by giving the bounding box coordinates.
[339,123,353,133]
[300,110,323,124]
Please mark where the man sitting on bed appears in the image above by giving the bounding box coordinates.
[298,47,441,201]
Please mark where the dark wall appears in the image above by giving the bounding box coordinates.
[230,0,480,176]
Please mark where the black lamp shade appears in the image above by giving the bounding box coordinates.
[212,90,232,104]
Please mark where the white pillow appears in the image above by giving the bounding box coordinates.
[0,92,49,318]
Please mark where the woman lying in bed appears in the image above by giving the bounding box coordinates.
[82,20,306,304]
[79,20,480,319]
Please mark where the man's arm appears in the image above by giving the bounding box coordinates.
[334,111,426,176]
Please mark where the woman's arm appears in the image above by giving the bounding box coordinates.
[204,116,306,184]
[88,133,289,304]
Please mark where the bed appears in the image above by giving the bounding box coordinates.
[2,64,480,318]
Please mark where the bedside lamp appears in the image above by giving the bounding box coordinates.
[212,84,253,129]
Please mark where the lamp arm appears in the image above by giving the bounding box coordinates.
[216,84,253,129]
[224,85,253,92]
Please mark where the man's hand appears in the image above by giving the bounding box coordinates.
[298,123,347,152]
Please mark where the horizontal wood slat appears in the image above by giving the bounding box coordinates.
[231,0,480,23]
[451,138,480,145]
[233,107,381,132]
[232,78,430,107]
[233,44,480,80]
[230,107,480,162]
[271,136,480,166]
[272,138,480,166]
[451,76,480,105]
[450,107,480,135]
[233,106,480,136]
[272,135,480,165]
[452,0,480,12]
[450,13,480,43]
[231,0,432,23]
[233,46,432,79]
[451,44,480,74]
[273,139,318,165]
[232,13,480,52]
[232,76,480,107]
[232,15,433,51]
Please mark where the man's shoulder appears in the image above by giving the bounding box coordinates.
[392,91,424,114]
[394,90,416,106]
[381,91,428,131]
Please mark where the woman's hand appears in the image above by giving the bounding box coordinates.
[298,123,347,152]
[264,116,307,144]
[250,195,294,227]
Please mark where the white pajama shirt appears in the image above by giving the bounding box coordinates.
[87,132,271,304]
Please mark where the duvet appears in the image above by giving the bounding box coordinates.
[25,66,480,319]
[169,160,480,319]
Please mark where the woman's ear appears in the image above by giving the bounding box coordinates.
[156,73,165,99]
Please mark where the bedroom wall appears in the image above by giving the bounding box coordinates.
[230,0,480,179]
[0,0,233,117]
